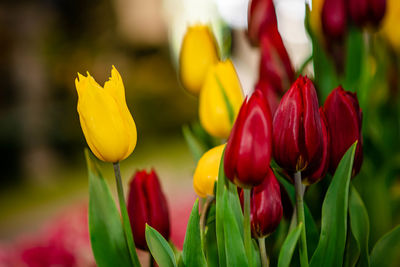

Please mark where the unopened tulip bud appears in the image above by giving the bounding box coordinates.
[75,66,137,163]
[323,86,363,176]
[322,0,347,39]
[193,144,225,198]
[349,0,387,27]
[273,76,324,174]
[255,80,281,116]
[247,0,278,45]
[199,60,244,138]
[240,167,283,238]
[224,89,273,188]
[127,169,170,251]
[179,25,219,95]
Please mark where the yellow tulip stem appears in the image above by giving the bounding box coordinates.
[113,162,141,267]
[258,237,269,267]
[294,171,309,267]
[244,188,253,266]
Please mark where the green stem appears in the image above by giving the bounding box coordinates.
[244,188,253,266]
[113,162,141,267]
[294,171,309,267]
[258,237,269,267]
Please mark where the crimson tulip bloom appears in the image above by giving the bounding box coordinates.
[247,0,278,45]
[224,89,273,188]
[273,76,324,174]
[302,108,330,185]
[127,169,170,250]
[240,167,283,238]
[255,80,281,116]
[322,0,347,39]
[323,86,363,176]
[348,0,387,27]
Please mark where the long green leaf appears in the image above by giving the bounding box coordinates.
[204,203,219,267]
[182,125,207,163]
[370,224,400,267]
[216,149,227,267]
[278,223,303,267]
[349,185,370,267]
[223,191,249,267]
[146,225,177,267]
[227,171,244,237]
[310,142,357,267]
[86,150,133,267]
[182,199,207,267]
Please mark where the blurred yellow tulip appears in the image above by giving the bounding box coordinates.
[381,0,400,51]
[199,60,244,139]
[179,25,219,95]
[75,66,137,163]
[309,0,324,41]
[193,144,225,198]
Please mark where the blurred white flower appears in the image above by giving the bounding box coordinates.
[214,0,249,29]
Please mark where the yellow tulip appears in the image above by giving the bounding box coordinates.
[380,0,400,51]
[193,144,225,198]
[179,25,219,95]
[199,59,244,138]
[75,66,137,163]
[309,0,324,41]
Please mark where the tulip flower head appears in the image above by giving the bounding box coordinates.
[75,66,137,163]
[323,86,363,176]
[127,169,170,251]
[193,144,225,198]
[199,59,244,138]
[322,0,347,39]
[179,25,219,95]
[273,76,324,174]
[348,0,387,27]
[224,89,273,188]
[247,0,278,45]
[240,167,283,238]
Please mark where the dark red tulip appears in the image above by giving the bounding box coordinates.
[302,108,330,185]
[348,0,387,27]
[224,89,273,188]
[127,169,170,250]
[322,0,347,39]
[368,0,386,26]
[323,86,363,176]
[240,167,283,238]
[273,76,324,174]
[259,33,295,94]
[255,80,282,116]
[247,0,278,45]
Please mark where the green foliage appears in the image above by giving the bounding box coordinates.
[278,223,303,267]
[204,203,219,267]
[146,225,177,267]
[370,224,400,267]
[310,143,357,267]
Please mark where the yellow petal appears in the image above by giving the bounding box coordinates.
[380,0,400,51]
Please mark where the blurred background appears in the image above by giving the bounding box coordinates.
[1,0,399,266]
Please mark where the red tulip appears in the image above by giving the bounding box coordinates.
[368,0,386,26]
[348,0,387,27]
[240,167,283,238]
[259,33,295,94]
[272,76,324,174]
[127,169,170,250]
[224,89,273,188]
[255,80,282,116]
[247,0,278,45]
[323,86,363,176]
[302,108,330,185]
[322,0,347,39]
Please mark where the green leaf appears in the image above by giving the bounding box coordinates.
[146,225,177,267]
[216,149,227,267]
[310,142,357,267]
[204,203,219,267]
[223,191,249,267]
[343,227,360,267]
[278,223,303,267]
[182,125,207,163]
[349,185,370,267]
[86,150,134,267]
[343,27,364,92]
[370,224,400,267]
[182,199,207,267]
[227,173,244,237]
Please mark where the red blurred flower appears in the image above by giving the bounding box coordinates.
[255,80,282,116]
[272,76,324,174]
[247,0,278,45]
[322,0,347,39]
[323,86,363,176]
[224,89,273,188]
[348,0,387,27]
[127,169,170,250]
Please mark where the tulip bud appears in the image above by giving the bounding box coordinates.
[322,0,347,39]
[193,144,225,198]
[255,80,281,116]
[323,86,363,176]
[179,25,219,95]
[199,60,244,138]
[348,0,387,27]
[75,66,137,163]
[224,89,273,188]
[302,108,330,185]
[380,0,400,51]
[259,33,295,94]
[127,169,170,250]
[240,167,283,238]
[309,0,325,41]
[368,0,387,26]
[247,0,278,45]
[273,76,324,174]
